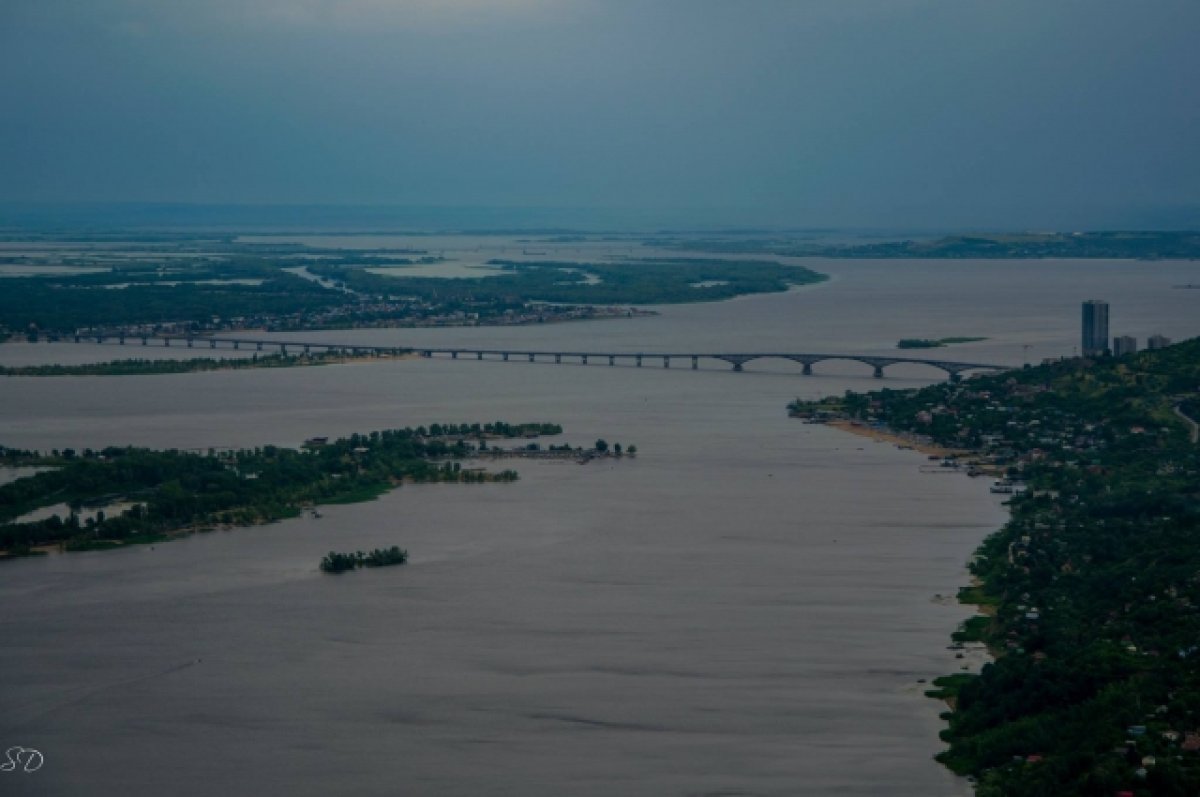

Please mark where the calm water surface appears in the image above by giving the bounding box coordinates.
[1,257,1198,796]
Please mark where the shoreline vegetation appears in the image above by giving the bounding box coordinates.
[0,422,629,559]
[320,546,407,573]
[791,338,1200,795]
[0,350,403,377]
[897,336,988,349]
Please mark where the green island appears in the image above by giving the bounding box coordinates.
[897,337,988,349]
[320,546,408,573]
[0,234,826,338]
[790,338,1200,795]
[0,350,400,378]
[0,421,579,557]
[309,257,827,306]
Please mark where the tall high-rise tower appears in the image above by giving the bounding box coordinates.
[1082,300,1109,357]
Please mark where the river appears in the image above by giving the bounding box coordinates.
[1,255,1197,795]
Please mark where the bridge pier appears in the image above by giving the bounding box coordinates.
[555,354,561,364]
[164,338,171,347]
[118,336,125,345]
[233,341,239,350]
[717,356,752,372]
[873,365,884,378]
[691,356,698,370]
[451,351,458,359]
[256,342,263,352]
[477,352,483,360]
[528,353,535,363]
[949,372,962,383]
[608,356,615,366]
[581,355,588,365]
[187,338,194,348]
[503,353,509,361]
[303,345,310,354]
[141,337,148,346]
[211,340,218,349]
[96,336,103,344]
[663,356,670,368]
[803,363,813,375]
[74,335,81,343]
[636,355,643,367]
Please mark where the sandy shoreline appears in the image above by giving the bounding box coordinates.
[823,419,972,460]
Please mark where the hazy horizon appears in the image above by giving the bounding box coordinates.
[3,1,1199,230]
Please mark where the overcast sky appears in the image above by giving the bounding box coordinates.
[2,0,1197,229]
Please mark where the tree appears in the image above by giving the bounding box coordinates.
[627,444,637,456]
[613,443,622,456]
[594,439,608,453]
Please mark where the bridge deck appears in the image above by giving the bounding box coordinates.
[60,333,1007,378]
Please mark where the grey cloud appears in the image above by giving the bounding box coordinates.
[2,0,1197,228]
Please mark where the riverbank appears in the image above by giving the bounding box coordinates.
[823,419,972,460]
[0,349,413,377]
[810,339,1200,793]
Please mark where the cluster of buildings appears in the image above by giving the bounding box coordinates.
[1081,299,1171,358]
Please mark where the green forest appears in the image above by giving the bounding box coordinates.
[0,257,344,334]
[0,422,568,555]
[794,338,1200,795]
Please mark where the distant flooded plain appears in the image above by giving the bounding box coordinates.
[1,256,1198,796]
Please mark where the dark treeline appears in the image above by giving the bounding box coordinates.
[798,339,1200,794]
[320,546,408,573]
[0,423,550,554]
[417,421,562,438]
[0,351,385,378]
[657,231,1200,260]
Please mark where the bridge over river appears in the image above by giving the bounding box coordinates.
[65,333,1007,380]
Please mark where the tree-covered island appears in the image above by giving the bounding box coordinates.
[0,234,826,339]
[897,337,988,349]
[0,422,621,558]
[320,546,408,573]
[307,257,826,306]
[790,338,1200,795]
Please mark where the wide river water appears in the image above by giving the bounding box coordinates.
[1,256,1198,795]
